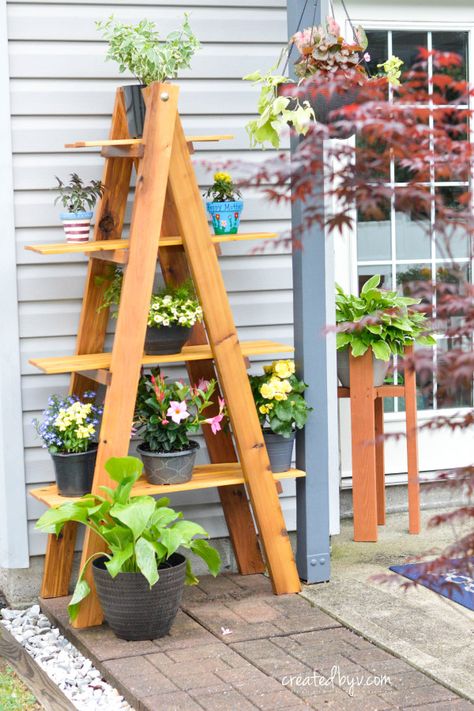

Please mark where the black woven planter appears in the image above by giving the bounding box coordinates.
[137,440,199,485]
[50,446,98,497]
[122,84,146,138]
[144,324,192,355]
[263,430,295,473]
[92,553,186,640]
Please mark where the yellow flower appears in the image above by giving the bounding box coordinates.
[263,364,273,374]
[260,383,276,400]
[273,360,295,379]
[274,393,288,401]
[214,171,232,183]
[259,405,269,415]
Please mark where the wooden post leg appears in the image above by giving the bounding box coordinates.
[404,346,421,534]
[349,351,378,542]
[374,397,386,526]
[40,523,77,598]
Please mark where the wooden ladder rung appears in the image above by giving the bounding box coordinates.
[30,465,306,508]
[29,340,294,375]
[65,135,234,149]
[25,232,279,257]
[337,384,406,399]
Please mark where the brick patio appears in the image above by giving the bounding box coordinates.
[41,574,473,711]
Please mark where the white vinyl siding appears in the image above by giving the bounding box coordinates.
[6,0,295,557]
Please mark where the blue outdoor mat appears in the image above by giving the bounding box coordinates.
[389,559,474,611]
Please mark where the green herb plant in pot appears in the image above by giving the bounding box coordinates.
[250,360,311,473]
[99,272,203,355]
[204,172,243,235]
[54,174,105,244]
[336,274,436,387]
[33,393,103,497]
[135,369,226,485]
[35,456,221,640]
[96,15,200,137]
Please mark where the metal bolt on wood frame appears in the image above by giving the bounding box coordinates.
[30,83,301,627]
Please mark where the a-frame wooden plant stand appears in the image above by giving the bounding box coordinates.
[28,82,304,628]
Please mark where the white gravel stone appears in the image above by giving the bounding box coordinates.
[1,607,134,710]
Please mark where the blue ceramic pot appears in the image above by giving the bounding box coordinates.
[206,200,243,235]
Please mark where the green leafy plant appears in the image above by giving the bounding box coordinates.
[96,14,200,85]
[249,360,311,438]
[98,271,202,328]
[35,456,221,621]
[54,173,105,213]
[336,274,436,361]
[204,172,242,202]
[135,369,226,452]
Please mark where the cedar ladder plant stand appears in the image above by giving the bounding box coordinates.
[27,83,303,628]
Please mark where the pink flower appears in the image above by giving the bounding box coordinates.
[161,418,169,425]
[327,16,340,37]
[206,414,224,435]
[364,52,371,62]
[197,378,210,392]
[166,401,190,424]
[218,396,225,413]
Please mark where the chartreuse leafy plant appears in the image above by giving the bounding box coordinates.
[336,275,436,361]
[250,360,311,438]
[96,14,200,85]
[35,457,221,621]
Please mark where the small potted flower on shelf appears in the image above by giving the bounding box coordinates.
[99,273,203,355]
[204,172,243,236]
[250,360,311,473]
[134,369,226,485]
[336,274,436,387]
[36,456,221,640]
[96,15,200,137]
[33,393,103,497]
[54,173,105,244]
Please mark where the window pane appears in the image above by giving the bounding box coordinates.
[396,263,432,299]
[395,208,431,260]
[432,31,468,88]
[365,31,388,75]
[357,197,391,261]
[433,109,469,182]
[358,265,392,293]
[435,186,471,258]
[436,338,473,408]
[392,31,428,72]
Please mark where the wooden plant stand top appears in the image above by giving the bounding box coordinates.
[338,347,421,542]
[27,83,304,629]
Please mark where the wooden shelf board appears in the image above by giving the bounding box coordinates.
[337,384,405,399]
[65,135,234,149]
[29,340,294,375]
[25,232,278,256]
[30,464,306,507]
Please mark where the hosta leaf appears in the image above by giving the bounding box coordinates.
[371,341,392,361]
[135,537,159,587]
[190,539,221,577]
[68,580,90,621]
[110,496,155,540]
[105,456,143,484]
[105,542,135,578]
[361,274,380,294]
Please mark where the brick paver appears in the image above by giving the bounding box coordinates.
[40,573,473,710]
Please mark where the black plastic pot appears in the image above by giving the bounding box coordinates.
[337,348,390,387]
[137,440,199,485]
[145,324,192,355]
[263,430,295,473]
[92,553,186,640]
[279,82,360,139]
[50,446,98,497]
[122,84,146,138]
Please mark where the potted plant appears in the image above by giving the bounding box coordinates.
[249,360,311,473]
[96,15,200,137]
[54,174,105,243]
[204,172,243,235]
[99,272,203,355]
[36,456,221,640]
[134,369,226,485]
[243,17,403,147]
[33,393,103,497]
[336,274,436,387]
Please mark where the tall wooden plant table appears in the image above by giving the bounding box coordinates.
[27,83,303,628]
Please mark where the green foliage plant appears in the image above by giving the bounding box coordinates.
[54,173,105,213]
[35,456,221,621]
[336,274,436,361]
[249,360,311,438]
[204,172,242,202]
[96,14,200,85]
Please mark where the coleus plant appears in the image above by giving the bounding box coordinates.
[35,456,221,621]
[244,17,402,148]
[336,275,436,361]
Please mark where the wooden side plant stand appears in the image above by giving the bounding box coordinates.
[27,83,304,628]
[338,346,421,542]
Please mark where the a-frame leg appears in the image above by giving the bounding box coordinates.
[374,397,386,525]
[73,85,180,628]
[404,346,421,534]
[159,196,265,575]
[40,89,133,599]
[167,117,301,594]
